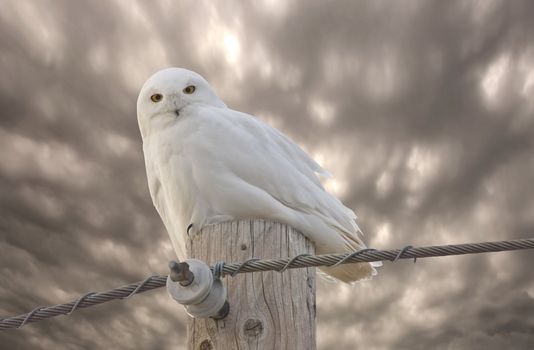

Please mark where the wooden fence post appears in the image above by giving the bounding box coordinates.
[186,219,316,350]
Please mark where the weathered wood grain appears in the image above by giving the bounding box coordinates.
[186,219,316,350]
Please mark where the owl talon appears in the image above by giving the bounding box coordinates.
[187,223,193,236]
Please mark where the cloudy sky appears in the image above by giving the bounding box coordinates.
[1,0,534,349]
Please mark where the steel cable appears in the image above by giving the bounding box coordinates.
[2,237,534,330]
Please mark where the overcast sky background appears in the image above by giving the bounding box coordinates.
[1,0,534,349]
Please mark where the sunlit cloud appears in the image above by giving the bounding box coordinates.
[373,222,392,246]
[480,54,510,107]
[406,145,442,193]
[375,148,404,198]
[195,5,245,77]
[104,132,136,158]
[0,130,103,190]
[309,99,336,125]
[222,31,241,65]
[255,0,290,17]
[313,147,350,197]
[479,48,534,117]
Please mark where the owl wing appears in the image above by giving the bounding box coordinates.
[187,107,366,252]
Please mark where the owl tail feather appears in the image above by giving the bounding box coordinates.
[315,231,382,284]
[318,261,378,285]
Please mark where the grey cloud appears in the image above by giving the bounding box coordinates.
[1,0,534,349]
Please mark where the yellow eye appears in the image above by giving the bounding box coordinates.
[150,93,163,102]
[183,85,196,94]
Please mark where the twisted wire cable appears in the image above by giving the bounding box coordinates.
[0,275,167,330]
[218,238,534,276]
[1,237,534,330]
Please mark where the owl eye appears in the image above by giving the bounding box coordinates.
[183,85,196,94]
[150,93,163,103]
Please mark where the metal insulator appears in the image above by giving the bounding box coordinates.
[166,259,229,319]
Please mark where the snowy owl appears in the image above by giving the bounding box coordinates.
[137,68,379,283]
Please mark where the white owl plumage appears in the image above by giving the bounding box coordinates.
[137,68,379,283]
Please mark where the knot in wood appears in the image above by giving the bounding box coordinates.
[243,318,263,338]
[199,339,213,350]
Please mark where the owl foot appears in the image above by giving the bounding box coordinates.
[187,223,193,237]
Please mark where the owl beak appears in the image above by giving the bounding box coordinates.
[173,98,183,117]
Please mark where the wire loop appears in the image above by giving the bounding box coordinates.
[279,253,311,272]
[393,245,415,263]
[213,261,225,279]
[230,258,261,277]
[125,275,157,300]
[332,248,377,267]
[69,292,97,314]
[19,307,42,328]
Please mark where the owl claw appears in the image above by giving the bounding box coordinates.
[187,223,193,236]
